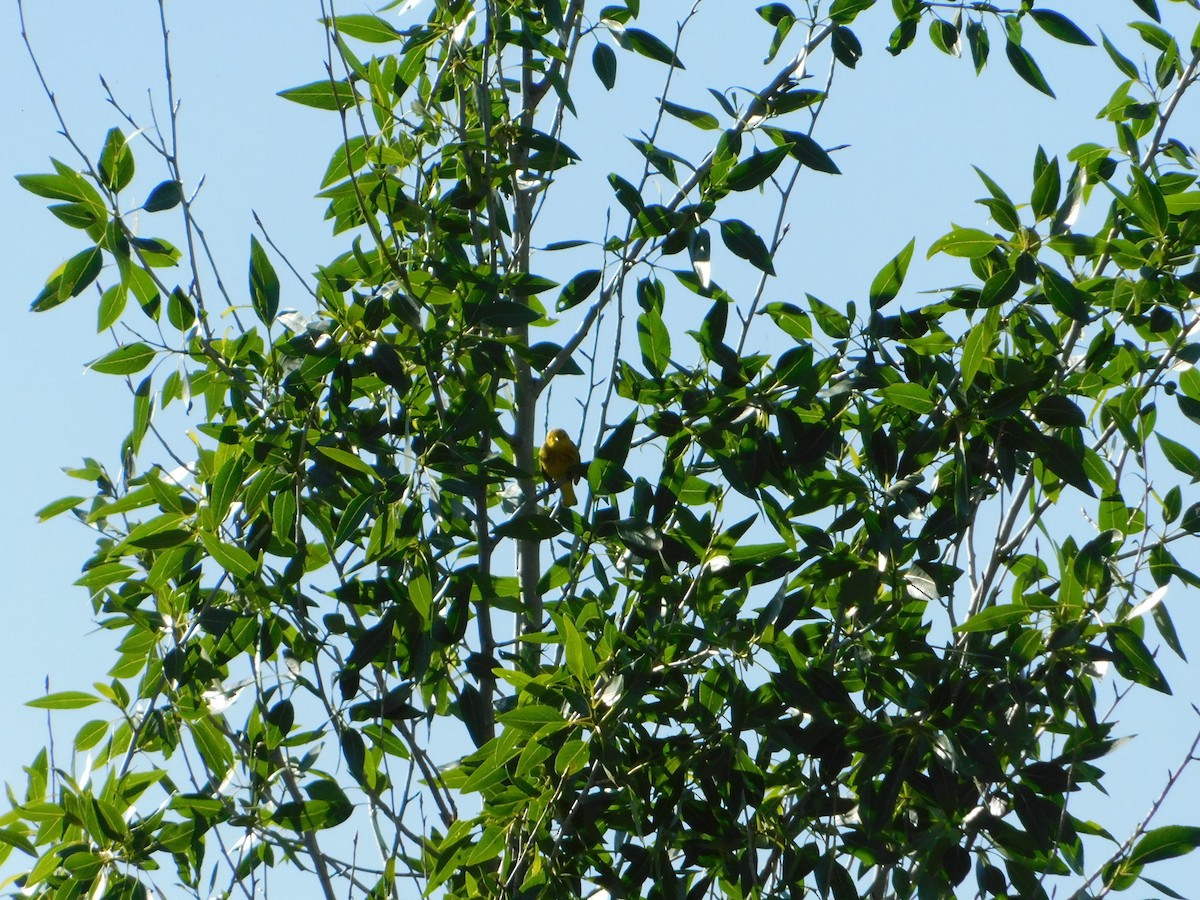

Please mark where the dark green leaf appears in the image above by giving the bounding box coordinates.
[142,180,183,212]
[719,219,775,275]
[966,18,990,73]
[1034,396,1086,428]
[661,99,718,130]
[1130,826,1200,866]
[331,14,401,43]
[1041,267,1090,320]
[199,533,259,579]
[762,302,812,342]
[608,173,643,216]
[929,18,960,56]
[1039,434,1096,496]
[1158,434,1200,482]
[956,604,1030,633]
[1031,155,1061,221]
[637,307,671,378]
[98,128,134,193]
[1030,10,1094,46]
[27,691,101,710]
[868,238,914,310]
[1101,29,1139,79]
[277,79,358,111]
[726,146,790,191]
[1130,0,1161,22]
[1005,39,1055,97]
[619,27,684,68]
[777,131,841,174]
[89,342,156,376]
[829,0,876,25]
[592,42,616,89]
[557,269,603,312]
[249,235,280,326]
[1107,624,1171,693]
[881,382,934,413]
[927,227,1002,259]
[832,26,863,68]
[807,294,850,339]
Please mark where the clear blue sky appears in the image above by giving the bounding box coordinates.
[3,1,1200,894]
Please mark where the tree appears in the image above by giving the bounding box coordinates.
[6,0,1200,897]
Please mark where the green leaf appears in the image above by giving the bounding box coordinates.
[1131,20,1174,52]
[129,236,180,268]
[1031,155,1061,221]
[89,342,156,376]
[1107,624,1171,693]
[48,201,103,233]
[961,308,998,391]
[618,27,684,69]
[1100,29,1139,79]
[927,227,1002,259]
[331,14,401,43]
[1041,267,1090,321]
[761,302,812,342]
[98,128,134,193]
[762,6,796,64]
[35,495,86,521]
[1030,10,1094,46]
[868,238,914,310]
[1177,393,1200,427]
[557,269,603,312]
[95,284,125,333]
[768,89,826,116]
[33,246,106,312]
[17,170,95,204]
[1130,0,1161,22]
[494,513,564,541]
[1129,826,1200,866]
[1005,39,1055,98]
[314,446,380,481]
[498,704,567,732]
[27,691,101,710]
[660,99,718,130]
[956,604,1030,633]
[777,131,841,174]
[277,79,358,111]
[1038,434,1096,496]
[592,43,617,89]
[142,180,183,212]
[200,533,260,580]
[249,235,280,326]
[829,0,876,25]
[1164,192,1200,214]
[1033,395,1086,428]
[637,307,671,378]
[806,294,849,339]
[167,286,196,331]
[608,173,643,216]
[1182,502,1200,534]
[1157,434,1200,482]
[881,382,934,413]
[966,18,990,73]
[832,26,863,68]
[929,18,960,57]
[719,219,775,275]
[726,147,790,192]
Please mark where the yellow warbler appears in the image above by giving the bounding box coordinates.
[539,428,581,506]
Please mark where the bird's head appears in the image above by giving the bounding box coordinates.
[547,428,570,447]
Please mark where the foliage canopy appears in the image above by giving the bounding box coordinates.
[7,1,1200,898]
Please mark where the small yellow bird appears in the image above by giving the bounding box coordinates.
[539,428,581,506]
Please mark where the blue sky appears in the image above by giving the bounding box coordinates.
[3,1,1200,894]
